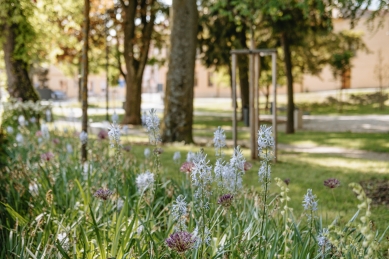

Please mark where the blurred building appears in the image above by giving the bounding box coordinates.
[32,14,388,100]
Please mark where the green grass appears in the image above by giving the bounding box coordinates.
[278,131,389,153]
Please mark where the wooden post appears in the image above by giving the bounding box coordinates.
[249,53,256,159]
[272,52,277,162]
[232,53,237,148]
[254,54,260,158]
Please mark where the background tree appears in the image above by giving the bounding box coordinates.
[262,0,332,133]
[374,49,388,110]
[0,0,40,101]
[328,30,369,112]
[117,0,165,125]
[161,0,198,143]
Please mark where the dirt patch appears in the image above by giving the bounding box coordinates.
[360,179,389,206]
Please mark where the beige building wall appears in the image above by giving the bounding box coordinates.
[302,15,389,93]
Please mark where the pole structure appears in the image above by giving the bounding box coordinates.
[232,54,237,148]
[105,1,109,121]
[272,52,278,162]
[254,54,260,158]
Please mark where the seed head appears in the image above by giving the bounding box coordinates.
[94,188,113,201]
[218,194,234,208]
[324,178,340,189]
[166,231,195,253]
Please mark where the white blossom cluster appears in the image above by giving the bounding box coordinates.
[303,189,318,212]
[79,131,88,145]
[45,109,52,122]
[16,133,24,144]
[144,148,151,158]
[186,151,196,162]
[173,151,181,164]
[6,126,14,134]
[136,171,155,193]
[191,151,213,206]
[18,115,26,126]
[192,225,211,249]
[213,126,226,155]
[171,195,188,231]
[112,112,119,123]
[41,124,50,140]
[214,158,243,194]
[258,161,271,186]
[108,123,121,148]
[143,109,161,145]
[257,125,275,161]
[317,228,331,254]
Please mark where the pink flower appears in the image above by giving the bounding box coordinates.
[244,161,252,171]
[53,138,60,145]
[97,129,108,140]
[180,161,194,174]
[35,131,42,137]
[41,152,54,162]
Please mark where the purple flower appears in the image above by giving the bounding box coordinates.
[94,188,113,201]
[166,231,195,253]
[284,178,290,186]
[53,138,60,145]
[324,178,340,189]
[41,152,54,162]
[217,194,234,208]
[98,129,108,140]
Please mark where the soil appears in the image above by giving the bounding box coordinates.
[360,178,389,206]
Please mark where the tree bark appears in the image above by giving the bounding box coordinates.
[2,8,39,102]
[81,0,90,162]
[121,0,156,125]
[161,0,198,143]
[237,25,249,121]
[281,32,295,134]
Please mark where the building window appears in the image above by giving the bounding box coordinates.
[208,72,213,87]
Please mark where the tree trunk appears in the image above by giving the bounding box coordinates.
[237,25,249,121]
[81,0,90,162]
[2,21,39,102]
[281,32,295,134]
[121,0,156,125]
[161,0,198,143]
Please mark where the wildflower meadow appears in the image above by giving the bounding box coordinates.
[0,101,388,259]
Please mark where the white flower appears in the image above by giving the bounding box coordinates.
[79,131,88,145]
[317,228,331,254]
[29,182,39,196]
[6,126,13,134]
[117,197,124,211]
[213,126,226,154]
[123,125,129,135]
[303,189,318,212]
[258,161,271,185]
[144,148,151,158]
[192,225,211,249]
[30,117,36,123]
[16,133,24,143]
[18,115,25,126]
[108,123,121,148]
[46,109,51,122]
[191,151,213,201]
[186,151,196,162]
[173,151,181,163]
[143,109,161,145]
[112,112,119,123]
[172,195,187,221]
[41,124,50,140]
[82,162,92,180]
[136,171,155,193]
[137,224,144,235]
[257,125,275,161]
[57,232,70,250]
[230,146,245,173]
[66,144,73,153]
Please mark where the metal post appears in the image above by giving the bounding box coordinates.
[232,54,237,148]
[272,52,278,161]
